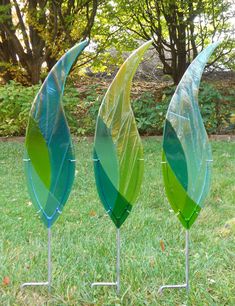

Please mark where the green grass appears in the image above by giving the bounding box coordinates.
[0,138,234,305]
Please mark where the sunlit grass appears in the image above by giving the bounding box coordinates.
[0,138,234,305]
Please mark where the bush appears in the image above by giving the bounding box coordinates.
[0,80,233,137]
[155,82,234,135]
[0,81,104,137]
[63,83,104,136]
[0,81,40,136]
[198,82,233,134]
[133,91,168,135]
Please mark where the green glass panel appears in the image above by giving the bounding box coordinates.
[25,40,88,228]
[162,42,219,229]
[25,116,51,189]
[94,40,152,228]
[94,149,132,228]
[94,116,119,189]
[162,151,201,229]
[163,119,188,190]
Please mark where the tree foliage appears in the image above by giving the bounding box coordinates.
[0,0,234,84]
[0,0,98,84]
[95,0,235,84]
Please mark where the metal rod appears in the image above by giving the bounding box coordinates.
[91,282,117,287]
[185,229,189,294]
[158,284,187,291]
[158,230,189,294]
[21,281,49,288]
[21,228,52,290]
[116,227,120,295]
[91,227,121,295]
[48,227,52,291]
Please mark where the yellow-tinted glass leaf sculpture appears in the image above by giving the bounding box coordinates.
[94,41,152,228]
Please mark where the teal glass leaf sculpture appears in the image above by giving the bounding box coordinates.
[162,42,220,229]
[94,40,152,228]
[24,40,88,228]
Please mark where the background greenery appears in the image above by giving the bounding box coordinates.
[0,80,234,137]
[0,0,234,138]
[0,0,234,85]
[0,139,234,305]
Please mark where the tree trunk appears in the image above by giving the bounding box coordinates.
[28,60,42,85]
[46,56,57,71]
[0,0,98,84]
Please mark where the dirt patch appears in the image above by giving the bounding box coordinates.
[209,135,235,141]
[1,135,234,142]
[0,136,25,142]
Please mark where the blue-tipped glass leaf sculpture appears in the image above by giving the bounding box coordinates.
[93,40,152,228]
[162,42,220,229]
[24,40,88,228]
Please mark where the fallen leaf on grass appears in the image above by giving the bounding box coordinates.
[89,210,96,217]
[2,276,10,286]
[160,240,165,252]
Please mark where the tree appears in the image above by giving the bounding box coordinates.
[0,0,98,84]
[97,0,235,84]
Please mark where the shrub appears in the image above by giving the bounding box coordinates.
[0,80,233,137]
[64,83,104,136]
[198,82,233,134]
[0,81,104,137]
[158,82,234,135]
[0,81,40,136]
[133,91,168,135]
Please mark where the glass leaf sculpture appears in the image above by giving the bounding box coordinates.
[24,40,88,228]
[162,42,219,229]
[93,40,152,228]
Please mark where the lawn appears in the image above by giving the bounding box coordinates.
[0,138,234,305]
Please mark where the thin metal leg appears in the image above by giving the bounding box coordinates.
[21,228,52,290]
[158,230,189,294]
[48,227,52,291]
[116,228,120,295]
[91,228,121,295]
[185,230,189,293]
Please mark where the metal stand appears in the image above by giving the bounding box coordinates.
[158,230,189,294]
[91,228,121,295]
[21,228,52,291]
